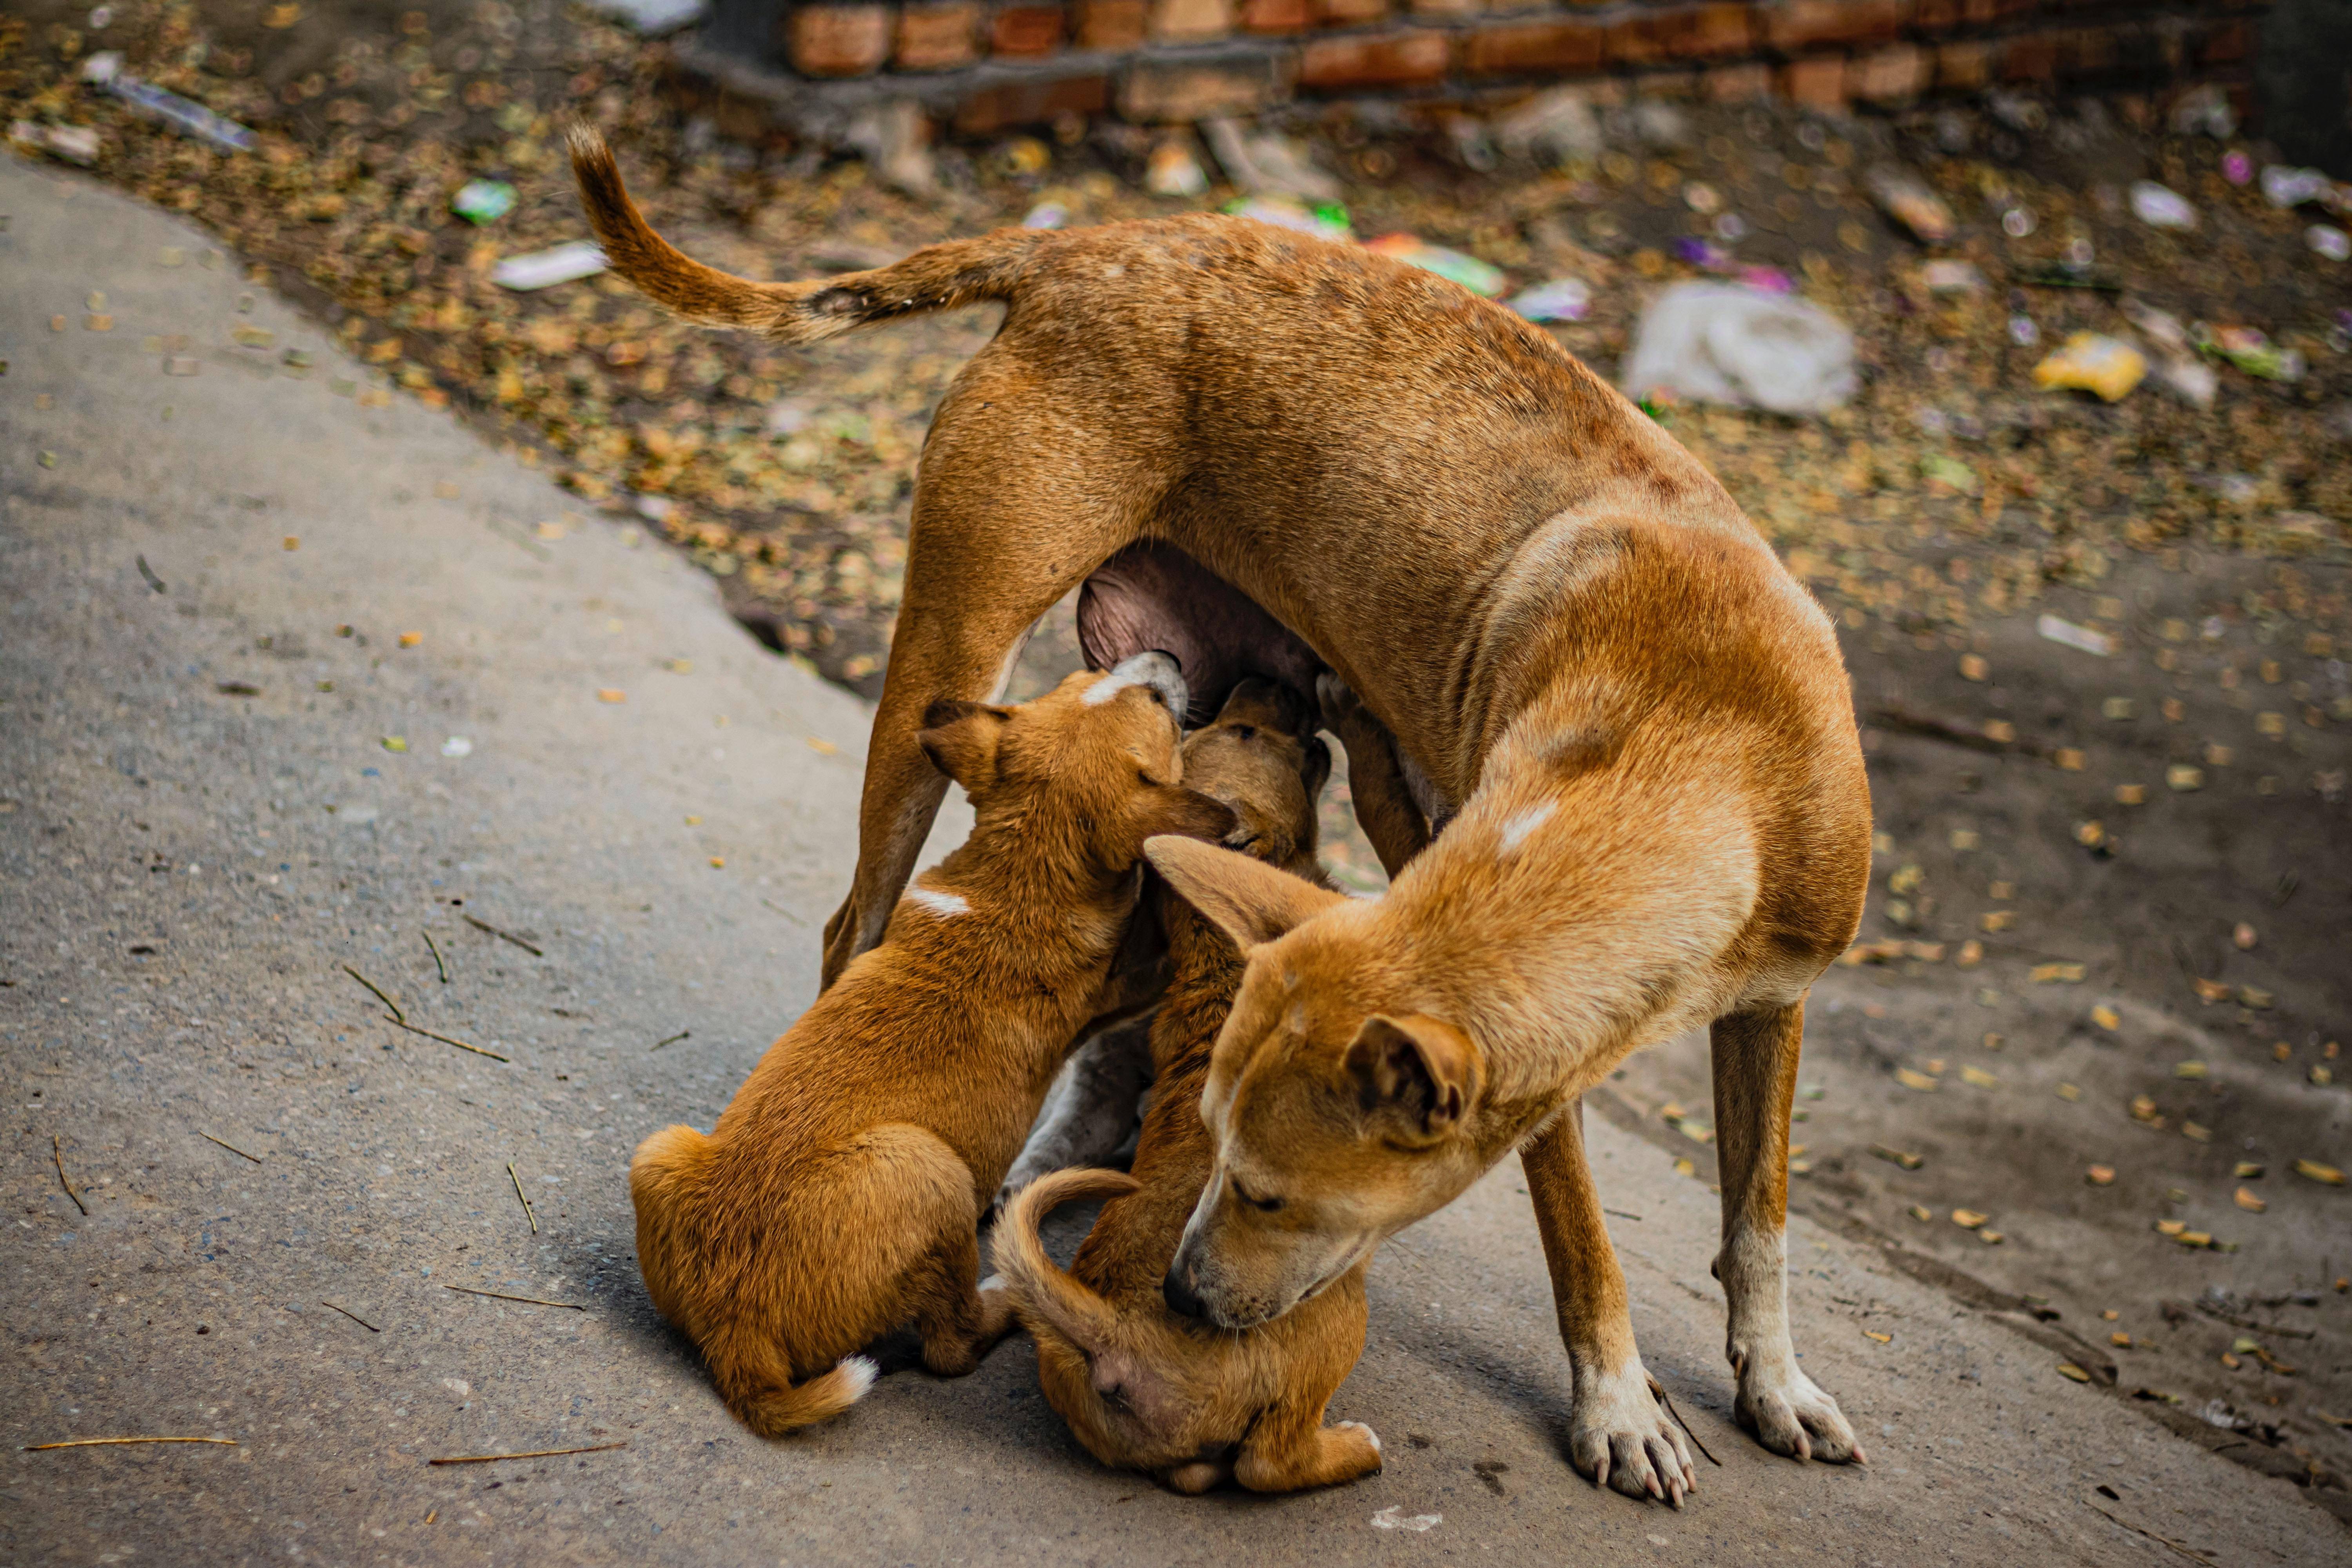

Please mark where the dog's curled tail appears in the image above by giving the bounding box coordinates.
[568,125,1041,345]
[993,1167,1142,1351]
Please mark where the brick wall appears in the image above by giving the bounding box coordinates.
[681,0,2269,138]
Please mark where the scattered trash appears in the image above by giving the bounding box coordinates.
[1221,194,1350,242]
[579,0,704,33]
[450,179,516,225]
[2222,150,2254,185]
[1864,165,1955,244]
[1920,259,1984,294]
[2197,324,2304,383]
[440,736,472,757]
[2261,165,2333,209]
[2037,614,2115,658]
[83,52,255,152]
[1370,1506,1442,1533]
[2127,180,2196,231]
[1201,118,1341,204]
[1621,282,1857,417]
[1020,201,1068,230]
[492,241,606,291]
[9,119,100,165]
[1363,234,1508,298]
[2118,300,2218,408]
[1143,140,1206,198]
[2310,226,2350,263]
[2169,84,2235,140]
[1505,277,1592,323]
[2032,333,2146,403]
[1492,86,1602,167]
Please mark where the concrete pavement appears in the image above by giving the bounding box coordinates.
[3,152,2343,1566]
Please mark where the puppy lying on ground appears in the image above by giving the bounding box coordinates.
[630,653,1234,1436]
[996,680,1384,1493]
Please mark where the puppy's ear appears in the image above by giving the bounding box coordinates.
[1343,1014,1480,1143]
[916,700,1009,790]
[1131,786,1236,849]
[1145,836,1348,953]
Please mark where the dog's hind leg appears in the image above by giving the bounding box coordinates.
[1521,1102,1696,1505]
[820,376,1151,988]
[995,1013,1157,1216]
[1710,1000,1862,1465]
[846,1123,1018,1377]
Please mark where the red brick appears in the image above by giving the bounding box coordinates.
[1849,41,1927,102]
[955,71,1109,134]
[1934,37,1991,89]
[1150,0,1235,39]
[1779,53,1846,109]
[1410,0,1481,15]
[1314,0,1389,23]
[1760,0,1909,52]
[789,4,893,76]
[896,3,983,70]
[1681,3,1756,60]
[1299,27,1451,87]
[991,3,1067,54]
[1621,2,1752,65]
[1909,0,1996,33]
[2198,18,2249,65]
[1706,60,1773,100]
[1073,0,1148,47]
[1462,15,1605,76]
[2055,25,2116,77]
[1991,0,2038,19]
[1117,54,1292,120]
[1998,29,2058,81]
[1239,0,1312,32]
[1606,13,1670,68]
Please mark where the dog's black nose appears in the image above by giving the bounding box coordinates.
[1161,1266,1208,1321]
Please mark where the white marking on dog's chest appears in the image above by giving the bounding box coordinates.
[906,886,970,918]
[1497,802,1555,855]
[1080,673,1136,706]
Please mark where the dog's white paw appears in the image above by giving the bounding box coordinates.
[1336,1420,1382,1456]
[1567,1363,1695,1507]
[1734,1356,1863,1465]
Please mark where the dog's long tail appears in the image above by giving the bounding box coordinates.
[993,1167,1141,1353]
[712,1335,881,1437]
[568,126,1042,345]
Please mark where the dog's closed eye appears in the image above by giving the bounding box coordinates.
[1230,1177,1284,1212]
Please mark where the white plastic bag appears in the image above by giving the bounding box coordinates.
[1621,282,1858,416]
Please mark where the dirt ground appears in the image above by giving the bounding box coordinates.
[5,0,2349,1528]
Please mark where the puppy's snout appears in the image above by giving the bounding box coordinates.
[1161,1264,1209,1321]
[1109,649,1188,722]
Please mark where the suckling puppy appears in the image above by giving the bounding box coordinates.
[997,680,1383,1493]
[629,654,1234,1436]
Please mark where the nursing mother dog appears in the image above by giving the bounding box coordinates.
[573,128,1871,1506]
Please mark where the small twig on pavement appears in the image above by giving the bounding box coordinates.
[200,1131,263,1163]
[321,1300,381,1332]
[381,1013,509,1062]
[2186,1300,2316,1340]
[464,914,543,957]
[759,897,805,926]
[135,555,167,594]
[444,1284,586,1310]
[25,1436,236,1452]
[650,1030,690,1051]
[53,1134,87,1216]
[429,1442,624,1466]
[343,965,405,1024]
[423,929,448,984]
[1603,1208,1642,1221]
[1648,1377,1720,1468]
[2085,1502,2215,1563]
[508,1161,538,1234]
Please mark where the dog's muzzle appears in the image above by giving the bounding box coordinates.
[1161,1263,1209,1321]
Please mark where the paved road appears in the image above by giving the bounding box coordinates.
[4,153,2342,1566]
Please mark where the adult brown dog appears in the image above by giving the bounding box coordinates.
[629,655,1233,1435]
[997,679,1383,1495]
[573,129,1870,1502]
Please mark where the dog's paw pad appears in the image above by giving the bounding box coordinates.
[1737,1366,1859,1465]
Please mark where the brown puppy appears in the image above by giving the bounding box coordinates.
[573,128,1869,1503]
[630,653,1234,1436]
[996,680,1381,1495]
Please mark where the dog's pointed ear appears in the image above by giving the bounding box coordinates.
[1343,1014,1480,1142]
[1144,836,1348,953]
[1130,787,1236,850]
[917,699,1009,790]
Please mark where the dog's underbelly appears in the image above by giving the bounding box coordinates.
[1076,543,1324,726]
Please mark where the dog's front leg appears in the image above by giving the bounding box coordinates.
[1521,1101,1695,1506]
[1709,1001,1862,1465]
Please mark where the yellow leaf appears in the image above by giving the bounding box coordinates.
[1864,1330,1892,1344]
[397,631,423,648]
[1895,1068,1938,1091]
[2091,1005,2121,1031]
[2173,1060,2207,1079]
[2294,1159,2346,1186]
[380,736,407,753]
[2086,1164,2114,1185]
[1960,1065,1998,1088]
[1951,1209,1988,1229]
[598,689,627,704]
[2234,1188,2267,1213]
[806,736,838,755]
[2057,1363,2092,1383]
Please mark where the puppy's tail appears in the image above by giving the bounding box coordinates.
[993,1167,1141,1352]
[714,1339,881,1437]
[568,125,1042,345]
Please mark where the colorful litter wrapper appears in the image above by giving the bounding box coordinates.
[492,241,608,291]
[2032,332,2146,403]
[1221,194,1351,242]
[1507,277,1592,323]
[1363,234,1507,298]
